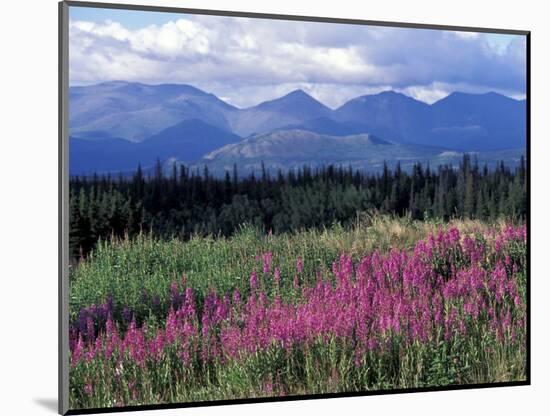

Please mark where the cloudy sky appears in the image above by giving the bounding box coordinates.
[69,6,527,109]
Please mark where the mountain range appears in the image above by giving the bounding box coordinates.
[69,81,527,175]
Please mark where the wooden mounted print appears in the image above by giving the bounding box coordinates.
[59,1,530,414]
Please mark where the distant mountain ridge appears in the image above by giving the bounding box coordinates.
[197,129,524,177]
[333,91,430,143]
[204,129,392,161]
[70,119,240,175]
[69,81,526,175]
[70,81,239,142]
[225,89,332,137]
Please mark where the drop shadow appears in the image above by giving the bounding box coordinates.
[34,398,58,413]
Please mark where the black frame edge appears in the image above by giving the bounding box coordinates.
[65,380,530,415]
[525,31,531,385]
[59,1,70,415]
[63,0,530,35]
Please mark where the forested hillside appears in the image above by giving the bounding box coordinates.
[70,155,526,259]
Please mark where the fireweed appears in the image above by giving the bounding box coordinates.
[69,225,527,408]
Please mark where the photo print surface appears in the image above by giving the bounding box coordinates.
[62,3,529,413]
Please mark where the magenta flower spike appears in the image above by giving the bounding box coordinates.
[250,270,258,291]
[296,256,303,274]
[262,251,273,274]
[274,267,281,285]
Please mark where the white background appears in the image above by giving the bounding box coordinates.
[0,0,548,415]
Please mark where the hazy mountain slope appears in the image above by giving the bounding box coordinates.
[194,129,525,176]
[70,84,333,142]
[70,81,238,142]
[68,82,527,175]
[70,82,526,150]
[334,91,432,142]
[227,90,332,137]
[199,129,445,175]
[70,137,140,175]
[140,119,241,162]
[427,92,526,150]
[333,90,526,150]
[70,119,241,175]
[204,129,390,160]
[277,117,372,136]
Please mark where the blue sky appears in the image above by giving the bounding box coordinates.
[70,7,184,30]
[68,5,527,108]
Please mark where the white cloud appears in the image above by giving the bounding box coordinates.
[401,84,450,104]
[451,31,480,40]
[400,81,526,105]
[68,15,526,107]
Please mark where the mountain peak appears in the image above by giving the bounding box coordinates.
[251,88,330,115]
[442,91,470,100]
[373,90,425,103]
[481,91,517,101]
[284,89,312,98]
[264,88,322,106]
[96,80,133,88]
[88,80,209,96]
[102,80,129,85]
[377,90,402,97]
[433,91,516,106]
[342,90,419,107]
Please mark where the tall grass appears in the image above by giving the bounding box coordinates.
[70,216,514,325]
[68,219,527,409]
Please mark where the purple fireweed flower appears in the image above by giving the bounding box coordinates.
[184,287,196,316]
[71,334,84,366]
[264,380,274,395]
[106,295,114,314]
[86,317,95,343]
[84,383,93,396]
[274,267,281,285]
[68,225,525,374]
[128,380,138,401]
[458,318,466,335]
[170,281,181,308]
[165,307,177,344]
[296,257,303,274]
[95,336,102,353]
[69,329,78,352]
[122,307,132,324]
[249,270,258,290]
[232,288,241,305]
[105,336,117,360]
[502,308,512,331]
[125,319,147,367]
[262,251,273,274]
[84,342,96,363]
[354,347,363,368]
[149,330,165,361]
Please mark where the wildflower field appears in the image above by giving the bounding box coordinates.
[68,217,527,409]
